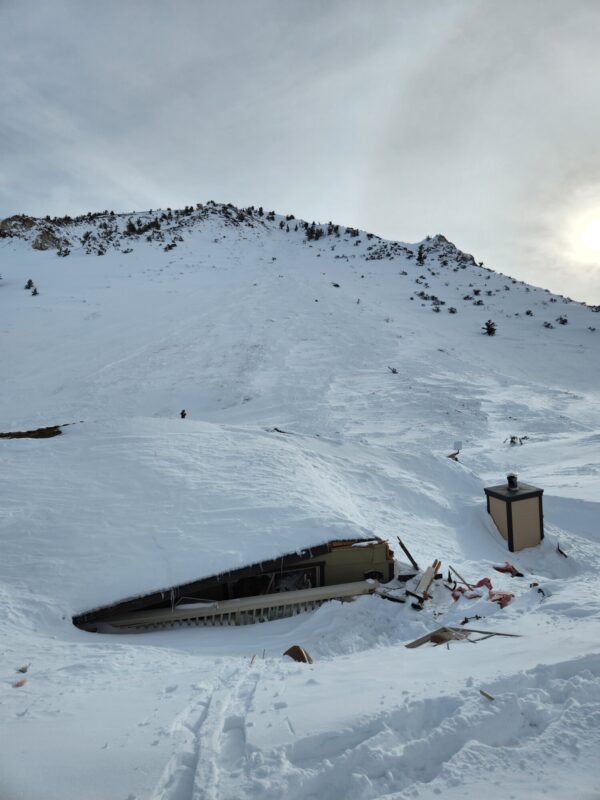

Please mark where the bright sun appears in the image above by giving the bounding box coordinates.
[571,211,600,262]
[580,218,600,253]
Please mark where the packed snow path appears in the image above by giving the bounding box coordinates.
[150,653,600,800]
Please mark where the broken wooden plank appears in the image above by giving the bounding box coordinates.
[415,559,441,598]
[405,626,521,649]
[405,627,448,649]
[405,627,469,648]
[415,566,435,596]
[430,629,470,645]
[397,536,419,571]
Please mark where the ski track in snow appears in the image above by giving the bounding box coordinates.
[151,664,261,800]
[149,655,600,800]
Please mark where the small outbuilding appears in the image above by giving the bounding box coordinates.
[484,474,544,552]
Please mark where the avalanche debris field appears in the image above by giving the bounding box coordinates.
[1,204,599,799]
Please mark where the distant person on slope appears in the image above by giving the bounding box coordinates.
[180,409,187,419]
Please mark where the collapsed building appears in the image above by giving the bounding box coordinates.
[73,537,398,632]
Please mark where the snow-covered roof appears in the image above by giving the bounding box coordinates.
[2,417,382,615]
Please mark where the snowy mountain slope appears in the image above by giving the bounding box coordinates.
[1,203,599,800]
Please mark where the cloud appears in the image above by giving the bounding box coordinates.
[1,0,599,301]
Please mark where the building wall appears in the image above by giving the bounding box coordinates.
[295,541,393,585]
[512,497,541,550]
[489,496,509,541]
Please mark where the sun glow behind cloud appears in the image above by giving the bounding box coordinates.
[578,216,600,255]
[568,207,600,264]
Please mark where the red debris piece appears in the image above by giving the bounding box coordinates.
[489,591,514,609]
[493,562,524,578]
[451,577,514,609]
[451,585,485,601]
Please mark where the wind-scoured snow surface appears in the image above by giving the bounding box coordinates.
[1,204,599,799]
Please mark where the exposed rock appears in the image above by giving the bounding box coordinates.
[0,214,36,237]
[32,227,62,251]
[0,425,63,440]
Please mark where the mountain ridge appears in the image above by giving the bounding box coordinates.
[3,200,599,317]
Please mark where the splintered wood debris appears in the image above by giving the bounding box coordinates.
[405,626,521,649]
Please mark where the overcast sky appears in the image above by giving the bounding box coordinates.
[2,0,600,302]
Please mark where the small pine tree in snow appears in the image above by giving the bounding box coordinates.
[482,320,496,336]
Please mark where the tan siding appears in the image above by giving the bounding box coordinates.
[512,497,542,550]
[295,542,392,585]
[489,496,508,540]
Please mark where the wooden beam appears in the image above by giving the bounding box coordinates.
[397,536,419,570]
